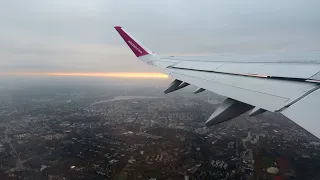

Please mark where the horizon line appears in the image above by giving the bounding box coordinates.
[0,72,169,79]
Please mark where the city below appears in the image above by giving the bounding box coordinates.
[0,79,319,180]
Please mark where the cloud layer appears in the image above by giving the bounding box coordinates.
[0,0,319,72]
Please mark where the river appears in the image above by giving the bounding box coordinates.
[90,96,164,106]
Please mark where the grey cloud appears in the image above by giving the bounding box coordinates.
[0,0,319,72]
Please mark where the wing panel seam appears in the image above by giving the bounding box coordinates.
[171,71,289,100]
[212,62,227,71]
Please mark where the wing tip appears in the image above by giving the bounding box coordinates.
[114,25,150,57]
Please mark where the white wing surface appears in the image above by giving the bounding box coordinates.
[114,26,320,139]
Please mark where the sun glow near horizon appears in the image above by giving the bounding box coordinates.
[0,72,169,79]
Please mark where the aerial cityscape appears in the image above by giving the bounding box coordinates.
[0,77,318,180]
[1,0,320,179]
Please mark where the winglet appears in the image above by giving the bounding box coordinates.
[114,26,152,57]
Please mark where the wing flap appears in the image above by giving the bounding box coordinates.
[168,68,317,112]
[282,88,320,138]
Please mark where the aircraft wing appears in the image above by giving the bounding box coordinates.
[114,26,320,139]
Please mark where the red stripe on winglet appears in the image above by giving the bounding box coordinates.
[114,26,149,57]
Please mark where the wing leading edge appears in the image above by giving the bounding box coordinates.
[114,26,320,139]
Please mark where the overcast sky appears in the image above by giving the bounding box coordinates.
[0,0,319,72]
